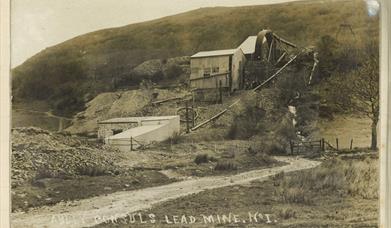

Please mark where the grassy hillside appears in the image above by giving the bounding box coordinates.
[12,0,379,115]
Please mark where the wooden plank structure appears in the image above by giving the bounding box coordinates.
[289,139,323,154]
[190,53,301,131]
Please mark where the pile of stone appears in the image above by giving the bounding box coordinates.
[131,56,190,81]
[11,127,121,187]
[65,88,188,136]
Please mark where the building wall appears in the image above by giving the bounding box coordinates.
[231,49,246,91]
[135,116,180,145]
[190,55,230,89]
[189,51,246,91]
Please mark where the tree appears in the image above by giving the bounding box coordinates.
[317,35,338,79]
[348,55,379,150]
[329,44,379,150]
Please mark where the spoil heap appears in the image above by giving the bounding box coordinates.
[66,88,188,136]
[12,127,122,187]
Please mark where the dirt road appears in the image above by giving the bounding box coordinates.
[11,156,320,228]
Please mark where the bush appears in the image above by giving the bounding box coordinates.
[271,172,285,186]
[76,165,108,177]
[194,154,209,165]
[227,94,266,139]
[34,167,54,180]
[214,161,237,171]
[247,141,286,155]
[33,166,70,181]
[318,105,334,120]
[164,64,183,79]
[278,208,297,219]
[168,131,183,144]
[272,115,297,151]
[280,187,313,204]
[208,156,218,162]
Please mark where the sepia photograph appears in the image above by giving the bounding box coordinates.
[3,0,387,227]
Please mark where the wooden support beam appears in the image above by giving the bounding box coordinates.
[268,39,274,62]
[191,109,228,131]
[275,52,287,65]
[308,52,319,85]
[272,34,297,48]
[189,53,300,132]
[151,97,183,105]
[252,53,300,92]
[336,138,339,150]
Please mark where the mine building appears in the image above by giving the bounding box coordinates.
[189,29,297,99]
[190,48,246,93]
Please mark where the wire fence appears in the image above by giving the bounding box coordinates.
[107,137,149,151]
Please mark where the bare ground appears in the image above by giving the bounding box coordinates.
[11,156,320,228]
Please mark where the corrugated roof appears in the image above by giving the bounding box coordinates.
[191,49,237,58]
[238,36,258,55]
[98,115,178,124]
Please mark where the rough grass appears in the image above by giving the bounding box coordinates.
[12,171,171,212]
[167,131,184,145]
[194,154,208,164]
[214,161,238,171]
[193,154,217,165]
[94,156,378,227]
[273,157,378,205]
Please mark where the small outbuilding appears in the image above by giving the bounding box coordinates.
[98,115,180,151]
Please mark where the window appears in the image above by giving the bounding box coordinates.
[212,67,219,73]
[203,68,211,77]
[191,67,199,74]
[112,129,123,135]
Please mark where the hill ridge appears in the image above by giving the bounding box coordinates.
[12,0,378,116]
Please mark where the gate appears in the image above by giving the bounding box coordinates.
[289,139,325,155]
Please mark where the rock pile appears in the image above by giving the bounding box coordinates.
[131,56,190,81]
[12,127,121,187]
[65,88,188,136]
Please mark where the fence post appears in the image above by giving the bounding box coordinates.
[185,101,190,133]
[350,139,353,150]
[58,118,63,132]
[336,138,339,150]
[321,138,325,151]
[191,103,195,128]
[318,139,321,153]
[290,140,294,155]
[130,137,133,151]
[219,80,223,104]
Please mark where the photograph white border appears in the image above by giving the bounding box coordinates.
[0,0,11,227]
[379,0,390,226]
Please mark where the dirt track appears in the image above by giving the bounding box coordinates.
[11,156,320,228]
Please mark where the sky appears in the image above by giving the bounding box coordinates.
[11,0,379,67]
[11,0,304,67]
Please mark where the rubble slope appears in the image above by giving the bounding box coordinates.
[12,127,122,186]
[65,88,189,136]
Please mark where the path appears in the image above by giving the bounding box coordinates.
[11,156,320,228]
[13,108,73,120]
